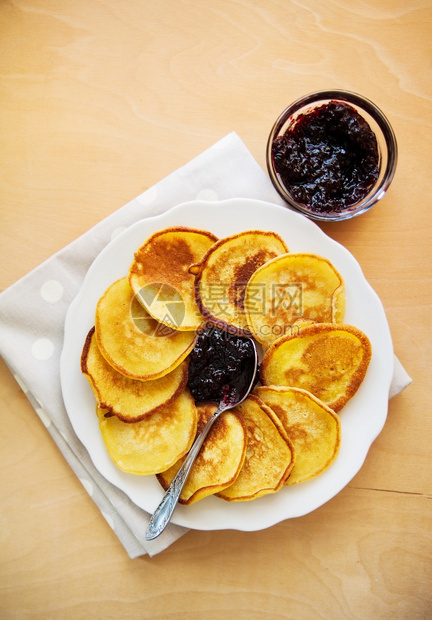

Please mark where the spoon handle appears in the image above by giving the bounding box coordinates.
[145,406,224,541]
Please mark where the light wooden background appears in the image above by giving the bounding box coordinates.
[1,1,431,618]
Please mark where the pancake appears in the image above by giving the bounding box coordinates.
[216,395,295,501]
[96,389,198,475]
[81,327,189,422]
[156,404,247,504]
[194,230,288,333]
[259,323,372,412]
[129,227,218,331]
[95,277,196,380]
[254,386,341,484]
[244,252,345,348]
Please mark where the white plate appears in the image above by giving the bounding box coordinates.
[60,198,394,532]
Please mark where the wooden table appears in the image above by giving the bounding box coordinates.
[1,2,430,618]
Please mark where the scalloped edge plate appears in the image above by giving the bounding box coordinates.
[60,198,394,531]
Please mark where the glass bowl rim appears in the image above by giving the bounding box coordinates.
[266,89,398,222]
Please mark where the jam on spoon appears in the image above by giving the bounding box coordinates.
[187,325,258,403]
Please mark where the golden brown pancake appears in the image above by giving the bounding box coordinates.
[216,394,295,501]
[129,227,218,331]
[244,253,345,348]
[81,327,189,422]
[96,388,198,475]
[259,323,372,412]
[156,404,247,504]
[254,386,341,484]
[95,277,196,380]
[194,230,288,333]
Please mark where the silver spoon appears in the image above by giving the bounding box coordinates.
[145,338,258,541]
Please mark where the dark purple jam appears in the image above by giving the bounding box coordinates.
[272,101,379,213]
[187,325,257,404]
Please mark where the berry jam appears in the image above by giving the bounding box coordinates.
[272,101,379,213]
[187,325,257,403]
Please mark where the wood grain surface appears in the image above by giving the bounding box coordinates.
[1,1,431,618]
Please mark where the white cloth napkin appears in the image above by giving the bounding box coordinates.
[0,132,412,558]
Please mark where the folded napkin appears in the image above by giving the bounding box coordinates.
[0,132,412,558]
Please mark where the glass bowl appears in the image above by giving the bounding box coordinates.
[266,90,398,221]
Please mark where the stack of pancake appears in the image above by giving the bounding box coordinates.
[81,226,372,504]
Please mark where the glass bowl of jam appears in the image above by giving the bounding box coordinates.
[266,90,397,221]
